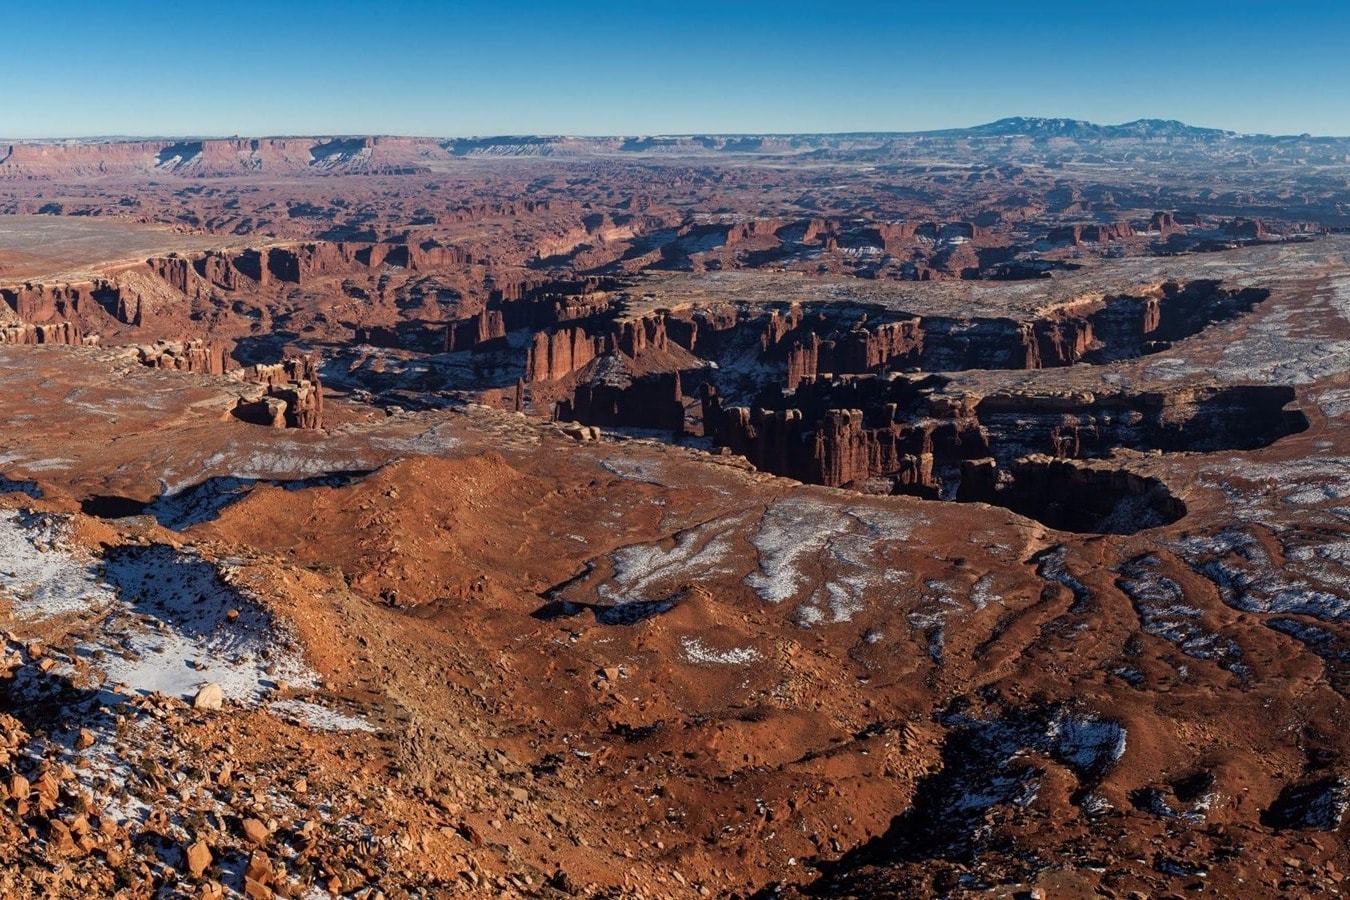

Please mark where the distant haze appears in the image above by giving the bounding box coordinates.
[5,0,1350,139]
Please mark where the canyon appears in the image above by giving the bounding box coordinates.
[0,123,1349,899]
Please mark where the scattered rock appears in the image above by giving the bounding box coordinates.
[241,817,270,845]
[184,838,212,879]
[193,682,225,711]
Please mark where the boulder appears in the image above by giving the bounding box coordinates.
[193,682,225,711]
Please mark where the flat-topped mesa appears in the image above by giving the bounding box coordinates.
[1046,221,1137,245]
[536,311,710,426]
[526,328,605,382]
[1081,281,1269,362]
[523,306,718,391]
[229,354,324,429]
[556,366,685,432]
[976,383,1308,456]
[1224,217,1272,240]
[723,217,793,248]
[533,275,1277,448]
[766,306,1091,384]
[650,217,1008,281]
[527,313,679,381]
[446,276,621,355]
[154,240,477,296]
[445,308,508,353]
[134,339,230,376]
[1147,211,1186,235]
[761,303,805,349]
[0,321,92,346]
[0,280,129,326]
[795,219,989,251]
[0,136,448,179]
[753,279,1268,386]
[783,319,925,388]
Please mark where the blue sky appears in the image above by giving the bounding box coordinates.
[4,0,1349,138]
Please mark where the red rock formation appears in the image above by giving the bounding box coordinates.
[145,256,197,296]
[1147,211,1184,235]
[704,377,987,490]
[445,309,507,353]
[785,318,925,387]
[0,322,88,345]
[525,328,604,382]
[614,316,670,357]
[1026,311,1095,368]
[135,339,230,376]
[1,281,116,324]
[1048,221,1135,244]
[235,354,324,429]
[724,218,790,248]
[555,370,684,431]
[1224,218,1271,240]
[761,304,804,352]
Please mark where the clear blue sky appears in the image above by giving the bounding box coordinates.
[4,0,1349,138]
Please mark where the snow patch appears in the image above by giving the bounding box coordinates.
[269,699,377,732]
[745,499,919,625]
[84,546,314,703]
[0,509,112,618]
[681,637,761,666]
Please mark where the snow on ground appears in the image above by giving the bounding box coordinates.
[745,499,853,604]
[1117,554,1249,677]
[1209,289,1350,385]
[599,512,750,605]
[147,471,369,530]
[1142,273,1350,386]
[969,574,1001,611]
[0,507,364,720]
[1047,711,1128,777]
[0,509,113,618]
[600,456,668,485]
[366,421,463,456]
[1176,529,1350,622]
[269,699,377,732]
[928,705,1129,832]
[0,508,379,888]
[14,456,73,472]
[906,579,967,662]
[187,440,374,488]
[90,545,315,702]
[1317,387,1350,419]
[744,498,920,627]
[1267,617,1350,665]
[681,637,761,666]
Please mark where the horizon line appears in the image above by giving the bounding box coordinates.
[3,117,1347,144]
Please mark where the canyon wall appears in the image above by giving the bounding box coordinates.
[0,137,450,179]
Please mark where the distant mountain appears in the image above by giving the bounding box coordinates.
[940,117,1237,140]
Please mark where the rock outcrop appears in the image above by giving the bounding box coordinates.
[232,354,324,429]
[135,339,230,375]
[1048,221,1136,244]
[703,374,1304,531]
[0,137,450,179]
[0,322,90,346]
